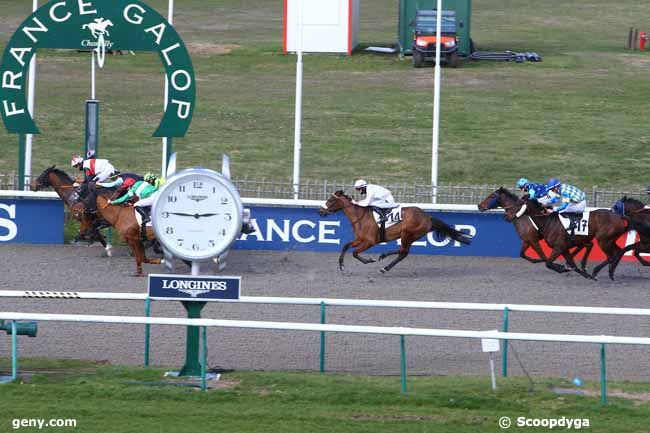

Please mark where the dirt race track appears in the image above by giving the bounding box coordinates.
[1,244,649,382]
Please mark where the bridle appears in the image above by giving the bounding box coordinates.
[326,193,364,227]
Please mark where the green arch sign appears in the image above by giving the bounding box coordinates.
[0,0,195,137]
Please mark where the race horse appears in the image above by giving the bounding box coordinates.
[479,187,629,280]
[319,190,473,273]
[478,187,575,273]
[32,166,112,255]
[591,196,650,278]
[91,194,163,276]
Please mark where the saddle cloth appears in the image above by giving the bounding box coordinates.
[134,209,153,227]
[372,206,402,228]
[558,211,590,236]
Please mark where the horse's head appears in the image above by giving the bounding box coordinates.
[612,196,645,216]
[478,187,519,211]
[32,165,57,191]
[319,190,351,216]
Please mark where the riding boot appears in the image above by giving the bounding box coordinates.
[567,219,577,245]
[379,220,386,243]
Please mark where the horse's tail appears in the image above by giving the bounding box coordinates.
[625,217,650,238]
[429,216,473,245]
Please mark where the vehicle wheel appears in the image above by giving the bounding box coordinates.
[412,51,424,68]
[447,52,460,68]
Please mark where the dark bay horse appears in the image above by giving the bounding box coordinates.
[479,187,628,279]
[478,187,574,273]
[592,197,650,278]
[518,197,629,280]
[319,190,472,273]
[33,166,112,255]
[94,195,162,276]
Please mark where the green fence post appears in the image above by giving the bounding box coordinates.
[11,321,18,381]
[144,297,151,366]
[201,326,207,391]
[400,335,407,394]
[18,135,26,190]
[319,301,326,373]
[502,307,509,377]
[600,344,607,405]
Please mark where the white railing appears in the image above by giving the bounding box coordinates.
[3,289,650,385]
[1,310,644,402]
[2,290,650,316]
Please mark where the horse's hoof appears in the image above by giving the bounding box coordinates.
[378,255,385,262]
[380,267,387,274]
[131,273,145,278]
[339,264,345,272]
[367,259,376,264]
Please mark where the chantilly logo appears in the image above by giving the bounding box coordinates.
[161,278,228,297]
[82,17,114,38]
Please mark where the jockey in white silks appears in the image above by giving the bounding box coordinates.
[352,179,397,223]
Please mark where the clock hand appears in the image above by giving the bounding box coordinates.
[169,212,195,217]
[196,213,219,218]
[169,212,220,219]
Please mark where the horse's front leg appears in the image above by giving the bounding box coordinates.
[338,240,357,271]
[352,242,376,265]
[520,240,546,264]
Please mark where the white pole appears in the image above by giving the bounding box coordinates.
[23,0,38,190]
[91,49,96,100]
[162,0,174,177]
[431,0,442,204]
[292,0,304,200]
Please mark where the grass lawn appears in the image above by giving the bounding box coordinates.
[0,0,649,190]
[1,359,650,432]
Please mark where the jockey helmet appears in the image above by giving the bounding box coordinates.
[354,179,367,190]
[547,177,561,190]
[71,155,83,168]
[144,172,157,182]
[516,177,529,189]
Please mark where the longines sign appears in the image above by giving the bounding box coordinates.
[0,0,195,137]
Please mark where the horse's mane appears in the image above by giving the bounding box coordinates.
[497,187,521,203]
[334,190,352,200]
[39,165,74,184]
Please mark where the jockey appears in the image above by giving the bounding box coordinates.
[545,177,587,237]
[109,172,161,239]
[352,179,397,223]
[516,177,547,200]
[96,173,143,194]
[71,154,118,184]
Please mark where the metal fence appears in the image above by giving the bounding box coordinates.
[2,172,647,207]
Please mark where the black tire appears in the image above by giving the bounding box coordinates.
[412,50,425,68]
[447,52,460,68]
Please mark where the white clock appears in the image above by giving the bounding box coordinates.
[151,168,243,261]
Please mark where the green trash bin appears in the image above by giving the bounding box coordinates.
[398,0,472,57]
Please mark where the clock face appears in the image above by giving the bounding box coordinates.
[152,169,243,261]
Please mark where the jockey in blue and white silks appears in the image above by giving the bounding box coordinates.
[516,177,547,200]
[545,177,586,214]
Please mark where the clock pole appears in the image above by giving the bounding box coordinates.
[178,261,206,376]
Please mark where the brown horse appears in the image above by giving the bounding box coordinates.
[478,188,576,273]
[318,190,472,273]
[93,195,163,276]
[32,166,112,255]
[592,197,650,278]
[517,197,629,280]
